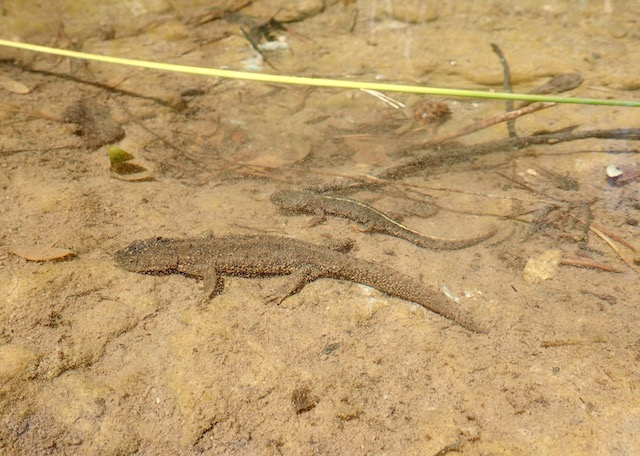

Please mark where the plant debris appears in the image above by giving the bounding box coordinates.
[108,146,153,181]
[9,245,76,262]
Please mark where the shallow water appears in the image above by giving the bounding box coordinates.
[1,1,640,454]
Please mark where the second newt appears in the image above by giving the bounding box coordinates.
[270,189,495,250]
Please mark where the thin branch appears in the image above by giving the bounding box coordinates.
[491,43,517,137]
[590,225,640,275]
[429,103,555,145]
[559,256,622,273]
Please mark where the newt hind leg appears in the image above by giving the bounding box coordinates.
[264,266,323,304]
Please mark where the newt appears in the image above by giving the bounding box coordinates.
[115,234,486,333]
[517,73,583,108]
[534,165,580,192]
[270,189,495,250]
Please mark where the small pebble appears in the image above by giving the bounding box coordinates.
[291,386,316,414]
[606,163,623,178]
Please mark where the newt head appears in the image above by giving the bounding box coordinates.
[269,189,312,211]
[114,237,178,274]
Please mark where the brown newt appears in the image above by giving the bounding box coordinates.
[534,166,580,191]
[517,73,583,108]
[270,189,495,250]
[115,234,486,333]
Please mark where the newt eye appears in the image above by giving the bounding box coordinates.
[126,240,149,255]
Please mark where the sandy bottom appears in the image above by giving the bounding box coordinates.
[1,1,640,454]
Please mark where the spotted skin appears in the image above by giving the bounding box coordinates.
[115,234,486,333]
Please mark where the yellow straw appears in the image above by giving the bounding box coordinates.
[1,38,638,107]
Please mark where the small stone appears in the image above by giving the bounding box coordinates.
[606,164,624,178]
[291,386,316,414]
[391,1,438,23]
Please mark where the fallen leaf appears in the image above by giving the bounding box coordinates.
[0,75,30,94]
[523,249,563,283]
[109,146,135,164]
[10,245,76,262]
[110,162,154,181]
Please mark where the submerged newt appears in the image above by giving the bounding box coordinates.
[270,189,495,250]
[534,166,580,192]
[517,73,583,108]
[115,234,486,333]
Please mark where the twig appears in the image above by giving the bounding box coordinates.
[590,225,640,275]
[240,26,278,71]
[7,61,179,108]
[491,43,517,137]
[559,256,622,273]
[540,339,605,348]
[494,171,545,195]
[349,7,359,32]
[591,222,637,252]
[373,127,640,184]
[310,127,640,195]
[429,102,555,145]
[360,89,405,109]
[0,145,75,157]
